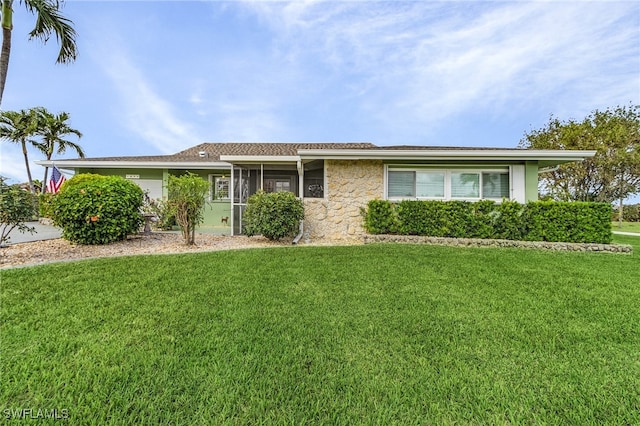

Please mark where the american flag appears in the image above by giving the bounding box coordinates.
[47,166,66,193]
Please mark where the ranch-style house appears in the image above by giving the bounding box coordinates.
[37,142,595,240]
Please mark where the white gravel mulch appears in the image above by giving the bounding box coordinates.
[0,232,320,269]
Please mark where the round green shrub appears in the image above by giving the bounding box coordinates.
[51,174,144,244]
[243,191,304,241]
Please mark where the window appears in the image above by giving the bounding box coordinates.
[417,172,445,198]
[451,173,479,198]
[387,168,510,201]
[264,178,293,193]
[388,171,415,198]
[209,175,230,201]
[482,172,510,199]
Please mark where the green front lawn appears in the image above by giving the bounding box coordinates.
[612,221,640,233]
[2,238,639,424]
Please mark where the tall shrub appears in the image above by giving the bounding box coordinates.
[0,177,37,245]
[243,191,304,241]
[51,174,143,244]
[166,172,209,245]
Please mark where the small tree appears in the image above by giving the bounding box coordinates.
[0,176,37,245]
[243,191,304,241]
[166,172,209,245]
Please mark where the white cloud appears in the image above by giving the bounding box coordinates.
[238,1,639,132]
[210,100,286,141]
[94,43,202,154]
[0,145,34,184]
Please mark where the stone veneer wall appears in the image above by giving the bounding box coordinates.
[303,160,383,241]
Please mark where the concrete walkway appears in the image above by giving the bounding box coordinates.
[612,231,640,236]
[4,221,62,245]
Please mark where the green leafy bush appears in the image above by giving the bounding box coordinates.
[363,199,612,244]
[166,172,209,245]
[522,201,612,243]
[51,174,143,244]
[493,200,524,240]
[362,200,397,234]
[0,177,37,245]
[243,191,304,241]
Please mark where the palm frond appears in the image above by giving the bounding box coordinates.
[22,0,78,63]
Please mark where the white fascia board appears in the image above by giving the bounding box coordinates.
[35,160,232,170]
[219,155,300,163]
[297,149,596,162]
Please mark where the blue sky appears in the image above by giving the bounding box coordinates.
[1,0,639,189]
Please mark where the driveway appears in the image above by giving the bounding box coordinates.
[4,221,62,245]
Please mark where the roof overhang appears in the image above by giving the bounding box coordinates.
[35,160,232,170]
[298,149,596,167]
[219,155,300,164]
[35,149,597,171]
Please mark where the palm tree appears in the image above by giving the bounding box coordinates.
[0,108,42,193]
[0,0,78,106]
[34,107,83,192]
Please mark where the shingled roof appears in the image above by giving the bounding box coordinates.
[75,142,379,162]
[177,142,378,160]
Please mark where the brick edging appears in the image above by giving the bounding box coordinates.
[363,235,633,254]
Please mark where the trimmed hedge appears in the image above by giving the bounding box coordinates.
[363,199,611,244]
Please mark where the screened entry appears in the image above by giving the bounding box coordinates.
[230,164,299,235]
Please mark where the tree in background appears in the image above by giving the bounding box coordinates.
[0,108,41,193]
[167,172,209,245]
[0,0,78,106]
[33,107,83,192]
[519,104,640,223]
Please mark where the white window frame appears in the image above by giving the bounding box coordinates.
[209,174,230,202]
[385,166,512,202]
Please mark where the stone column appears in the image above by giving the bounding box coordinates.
[303,160,384,241]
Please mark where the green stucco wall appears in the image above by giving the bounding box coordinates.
[524,161,539,202]
[73,167,232,235]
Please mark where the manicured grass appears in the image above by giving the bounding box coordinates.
[612,221,640,233]
[2,240,639,424]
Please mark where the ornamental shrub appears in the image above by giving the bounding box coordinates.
[51,174,143,245]
[0,177,37,245]
[243,191,304,241]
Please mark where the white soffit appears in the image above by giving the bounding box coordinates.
[297,149,596,161]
